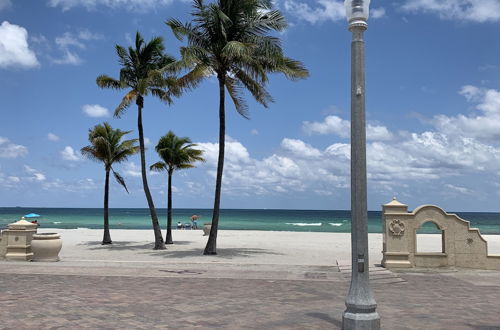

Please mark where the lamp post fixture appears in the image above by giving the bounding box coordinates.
[342,0,380,329]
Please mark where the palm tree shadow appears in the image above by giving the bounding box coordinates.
[80,240,192,250]
[150,247,284,259]
[79,241,283,260]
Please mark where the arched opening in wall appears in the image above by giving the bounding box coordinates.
[416,221,444,253]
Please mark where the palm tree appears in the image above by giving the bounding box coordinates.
[96,32,180,249]
[166,0,309,254]
[81,122,139,245]
[150,131,205,244]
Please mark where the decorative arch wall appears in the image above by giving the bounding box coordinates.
[381,198,500,270]
[415,220,445,253]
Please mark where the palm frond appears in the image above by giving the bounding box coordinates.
[177,63,212,90]
[82,123,139,172]
[114,90,137,118]
[135,31,144,53]
[221,41,254,62]
[176,164,196,170]
[112,169,129,193]
[234,69,273,108]
[274,57,310,81]
[153,131,205,174]
[80,146,101,162]
[112,141,139,164]
[166,19,190,41]
[150,161,167,172]
[98,31,180,120]
[193,0,203,11]
[248,9,287,34]
[115,45,131,67]
[225,76,249,118]
[96,75,124,90]
[180,46,210,66]
[167,0,308,119]
[150,88,173,105]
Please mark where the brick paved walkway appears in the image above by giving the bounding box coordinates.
[1,263,500,329]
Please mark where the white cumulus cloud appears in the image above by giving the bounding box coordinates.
[279,0,386,24]
[124,162,142,177]
[8,176,20,183]
[303,115,393,141]
[0,21,39,69]
[195,137,348,197]
[432,85,500,141]
[82,104,110,117]
[367,124,393,141]
[48,0,176,12]
[371,7,386,19]
[201,85,500,198]
[56,32,85,49]
[281,138,322,158]
[60,146,80,161]
[0,137,28,158]
[282,0,344,24]
[401,0,500,23]
[445,184,470,194]
[24,165,46,182]
[48,133,60,141]
[52,30,102,65]
[197,137,251,166]
[303,115,350,137]
[77,29,103,41]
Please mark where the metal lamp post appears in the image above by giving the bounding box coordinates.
[342,0,380,329]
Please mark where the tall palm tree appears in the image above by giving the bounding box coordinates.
[81,122,139,245]
[167,0,309,254]
[150,131,205,244]
[96,32,180,249]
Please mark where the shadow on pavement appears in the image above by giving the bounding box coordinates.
[78,241,284,260]
[80,240,192,249]
[147,247,285,260]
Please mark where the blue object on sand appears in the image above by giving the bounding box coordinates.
[24,213,41,218]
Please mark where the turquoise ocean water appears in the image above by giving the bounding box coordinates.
[1,208,500,234]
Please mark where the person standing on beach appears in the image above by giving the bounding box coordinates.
[191,215,199,229]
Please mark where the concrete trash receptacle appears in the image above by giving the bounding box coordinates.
[203,223,211,236]
[31,233,62,262]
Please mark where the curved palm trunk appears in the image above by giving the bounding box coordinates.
[166,170,173,244]
[137,98,165,250]
[102,168,112,245]
[204,75,226,255]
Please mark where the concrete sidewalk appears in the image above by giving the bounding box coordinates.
[1,260,500,329]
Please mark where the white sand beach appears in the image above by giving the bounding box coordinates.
[37,228,500,267]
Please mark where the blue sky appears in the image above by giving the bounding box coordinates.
[1,0,500,211]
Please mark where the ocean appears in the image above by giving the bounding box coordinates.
[1,207,500,234]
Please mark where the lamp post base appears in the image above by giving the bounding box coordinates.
[342,311,380,330]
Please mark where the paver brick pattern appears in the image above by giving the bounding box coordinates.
[1,268,500,329]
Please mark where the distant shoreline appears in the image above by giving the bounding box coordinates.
[3,206,500,213]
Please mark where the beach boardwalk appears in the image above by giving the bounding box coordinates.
[1,259,500,329]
